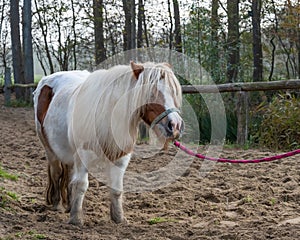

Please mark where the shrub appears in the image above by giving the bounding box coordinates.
[257,93,300,150]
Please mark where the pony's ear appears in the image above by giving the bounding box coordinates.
[130,61,144,80]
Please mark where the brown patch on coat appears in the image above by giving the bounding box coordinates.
[141,103,166,126]
[37,85,53,126]
[36,85,55,156]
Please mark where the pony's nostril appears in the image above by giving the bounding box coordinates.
[167,121,173,132]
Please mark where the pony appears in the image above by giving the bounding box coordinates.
[33,61,184,225]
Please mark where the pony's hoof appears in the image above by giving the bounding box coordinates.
[51,204,64,212]
[112,216,128,225]
[65,206,71,213]
[68,217,84,226]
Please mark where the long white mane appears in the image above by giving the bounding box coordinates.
[71,62,182,161]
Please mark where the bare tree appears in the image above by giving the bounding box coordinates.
[33,0,89,72]
[33,0,54,74]
[0,0,11,70]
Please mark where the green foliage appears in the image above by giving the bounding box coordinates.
[257,93,300,150]
[0,75,4,87]
[6,99,33,108]
[148,217,177,225]
[0,165,18,181]
[0,187,19,209]
[12,230,46,240]
[6,191,19,201]
[183,6,227,84]
[185,93,237,144]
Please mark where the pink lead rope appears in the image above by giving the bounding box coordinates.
[173,141,300,164]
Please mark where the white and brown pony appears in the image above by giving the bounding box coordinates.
[33,61,184,225]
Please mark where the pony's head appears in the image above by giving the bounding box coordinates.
[131,61,184,141]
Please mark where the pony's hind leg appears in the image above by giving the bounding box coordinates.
[108,154,130,224]
[68,159,89,225]
[46,152,63,211]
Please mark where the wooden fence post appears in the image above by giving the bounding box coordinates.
[236,91,249,145]
[4,67,12,106]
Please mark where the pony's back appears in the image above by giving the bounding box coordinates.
[33,70,90,164]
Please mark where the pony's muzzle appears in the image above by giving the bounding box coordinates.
[166,119,184,139]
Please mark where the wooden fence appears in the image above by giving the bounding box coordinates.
[1,68,36,105]
[182,80,300,145]
[1,69,300,145]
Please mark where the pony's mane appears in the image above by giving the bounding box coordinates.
[72,62,182,161]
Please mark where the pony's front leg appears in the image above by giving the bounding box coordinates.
[108,154,130,224]
[68,160,89,225]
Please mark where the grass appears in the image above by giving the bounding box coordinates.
[6,191,19,201]
[27,230,47,240]
[269,198,277,206]
[242,195,253,204]
[148,217,177,225]
[0,165,18,181]
[0,187,19,209]
[13,230,46,240]
[6,99,33,108]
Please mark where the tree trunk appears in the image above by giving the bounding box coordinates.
[71,0,78,69]
[268,36,276,81]
[167,0,173,50]
[142,0,149,47]
[236,91,249,145]
[210,0,220,82]
[103,5,116,56]
[122,0,134,51]
[131,0,136,49]
[10,0,25,99]
[252,0,263,82]
[137,0,144,48]
[297,0,300,79]
[173,0,182,52]
[226,0,240,83]
[23,0,34,103]
[93,0,106,65]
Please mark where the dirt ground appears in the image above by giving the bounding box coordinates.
[0,94,300,240]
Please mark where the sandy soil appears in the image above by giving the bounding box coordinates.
[0,94,300,240]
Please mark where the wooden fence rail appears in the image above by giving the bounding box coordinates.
[2,76,300,145]
[182,79,300,93]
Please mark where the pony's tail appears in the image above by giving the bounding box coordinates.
[46,163,54,205]
[46,162,71,211]
[60,164,71,212]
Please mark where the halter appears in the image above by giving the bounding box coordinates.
[150,108,181,129]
